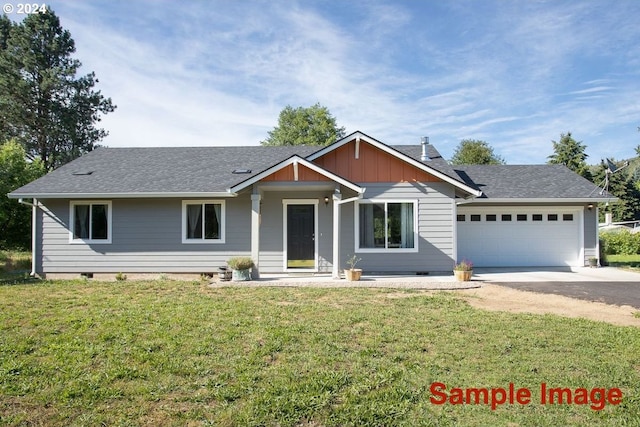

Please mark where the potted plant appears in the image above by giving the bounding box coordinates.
[588,257,598,268]
[453,259,473,281]
[227,256,254,281]
[344,254,363,281]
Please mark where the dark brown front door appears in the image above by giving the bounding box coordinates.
[287,204,315,269]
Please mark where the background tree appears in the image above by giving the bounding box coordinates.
[547,132,591,180]
[591,159,640,223]
[450,139,505,165]
[0,140,45,249]
[261,103,345,146]
[0,10,115,171]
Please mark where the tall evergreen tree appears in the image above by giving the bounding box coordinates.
[0,10,115,171]
[450,139,505,165]
[547,132,591,180]
[261,103,345,146]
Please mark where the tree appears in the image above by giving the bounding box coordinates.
[450,139,505,165]
[0,140,45,249]
[0,10,115,171]
[591,159,640,223]
[261,103,345,146]
[547,132,591,180]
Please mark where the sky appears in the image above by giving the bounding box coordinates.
[6,0,640,164]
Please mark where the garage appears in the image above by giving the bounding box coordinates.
[456,207,583,267]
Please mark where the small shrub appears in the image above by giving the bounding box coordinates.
[454,259,473,271]
[227,257,254,270]
[115,272,127,281]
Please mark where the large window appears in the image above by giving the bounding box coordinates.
[182,201,225,243]
[357,201,417,252]
[70,201,112,243]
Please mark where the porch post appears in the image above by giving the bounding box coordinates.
[251,193,261,278]
[332,192,342,279]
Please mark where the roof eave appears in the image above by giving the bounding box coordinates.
[459,197,616,204]
[7,191,236,199]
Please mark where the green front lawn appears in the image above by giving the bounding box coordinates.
[605,254,640,270]
[1,280,639,426]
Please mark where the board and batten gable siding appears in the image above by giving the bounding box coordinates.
[312,139,442,183]
[37,197,252,274]
[258,190,334,273]
[339,182,456,273]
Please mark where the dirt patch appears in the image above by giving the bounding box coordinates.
[456,284,640,327]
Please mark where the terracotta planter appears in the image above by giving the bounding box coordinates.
[454,270,472,282]
[345,269,362,281]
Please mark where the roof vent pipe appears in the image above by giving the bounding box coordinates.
[420,136,430,162]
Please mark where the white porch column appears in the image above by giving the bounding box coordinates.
[332,193,342,279]
[251,193,261,278]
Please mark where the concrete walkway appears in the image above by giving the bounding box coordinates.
[473,266,640,283]
[209,267,639,290]
[210,272,480,290]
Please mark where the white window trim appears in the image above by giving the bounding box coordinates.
[69,200,113,244]
[181,200,226,244]
[355,199,419,253]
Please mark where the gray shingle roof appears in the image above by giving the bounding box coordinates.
[8,141,607,201]
[393,144,465,184]
[10,145,321,196]
[454,164,605,199]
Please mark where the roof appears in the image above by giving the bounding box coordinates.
[9,145,321,198]
[454,164,609,201]
[7,132,610,202]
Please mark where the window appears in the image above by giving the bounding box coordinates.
[502,214,512,221]
[517,214,527,221]
[532,214,543,221]
[357,201,416,251]
[457,214,466,222]
[486,214,497,221]
[182,201,225,243]
[563,214,574,221]
[548,214,558,221]
[70,201,112,243]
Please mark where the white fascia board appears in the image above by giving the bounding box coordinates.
[458,197,616,205]
[306,131,482,197]
[228,155,365,194]
[7,192,236,199]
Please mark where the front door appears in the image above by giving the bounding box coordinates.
[286,203,316,269]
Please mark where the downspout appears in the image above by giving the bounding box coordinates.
[18,198,39,277]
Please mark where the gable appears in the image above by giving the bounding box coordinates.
[259,162,331,182]
[312,138,442,183]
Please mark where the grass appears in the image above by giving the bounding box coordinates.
[1,280,639,426]
[0,250,36,286]
[605,254,640,270]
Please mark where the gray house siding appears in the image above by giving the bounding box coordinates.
[37,197,252,275]
[339,182,456,274]
[583,206,598,263]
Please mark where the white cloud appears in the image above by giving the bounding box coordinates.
[45,0,640,163]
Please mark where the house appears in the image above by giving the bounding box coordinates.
[8,131,610,279]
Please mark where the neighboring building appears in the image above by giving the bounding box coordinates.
[8,131,609,278]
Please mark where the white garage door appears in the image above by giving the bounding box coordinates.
[457,207,582,267]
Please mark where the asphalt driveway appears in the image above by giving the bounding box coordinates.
[474,267,640,309]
